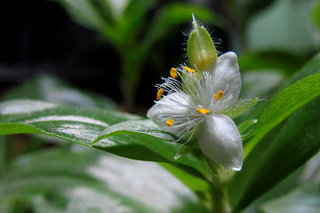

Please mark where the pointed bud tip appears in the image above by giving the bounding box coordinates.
[187,15,217,71]
[192,13,195,22]
[191,14,197,29]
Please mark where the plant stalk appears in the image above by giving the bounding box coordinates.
[207,158,231,213]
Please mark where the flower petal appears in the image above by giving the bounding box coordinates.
[197,114,243,171]
[147,92,196,135]
[211,52,241,110]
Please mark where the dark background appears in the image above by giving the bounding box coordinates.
[0,0,229,109]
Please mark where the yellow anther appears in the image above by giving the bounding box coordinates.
[170,67,178,78]
[214,90,224,100]
[197,108,210,115]
[166,119,174,126]
[184,66,195,73]
[156,89,164,100]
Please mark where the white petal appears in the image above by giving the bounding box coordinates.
[211,52,241,108]
[197,114,243,171]
[147,92,194,135]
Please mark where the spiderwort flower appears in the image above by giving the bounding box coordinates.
[147,16,244,171]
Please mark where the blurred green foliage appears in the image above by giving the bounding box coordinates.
[1,0,320,212]
[54,0,218,109]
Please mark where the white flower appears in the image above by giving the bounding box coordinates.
[147,52,243,171]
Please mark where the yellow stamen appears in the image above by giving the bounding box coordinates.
[156,89,164,100]
[170,67,178,78]
[166,119,174,126]
[184,66,195,73]
[197,108,210,115]
[213,90,224,100]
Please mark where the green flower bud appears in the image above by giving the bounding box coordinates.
[187,15,217,72]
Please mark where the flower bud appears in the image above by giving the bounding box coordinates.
[187,15,217,72]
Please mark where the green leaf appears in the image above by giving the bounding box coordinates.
[239,52,320,127]
[3,74,117,110]
[219,98,259,119]
[119,0,157,46]
[55,0,157,48]
[144,3,220,49]
[54,0,116,39]
[246,0,317,54]
[240,70,284,98]
[260,182,320,213]
[227,53,320,211]
[0,100,209,179]
[244,73,320,156]
[93,119,177,143]
[239,51,306,75]
[54,0,143,47]
[241,163,306,213]
[92,119,209,178]
[233,0,274,18]
[312,1,320,29]
[238,119,258,138]
[0,146,209,212]
[160,163,212,209]
[122,3,220,93]
[228,95,320,211]
[284,53,320,87]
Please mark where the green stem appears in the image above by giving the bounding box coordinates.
[119,72,134,112]
[206,158,231,213]
[0,136,11,176]
[211,185,230,213]
[119,47,145,112]
[119,53,136,112]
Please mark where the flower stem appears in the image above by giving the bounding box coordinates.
[211,184,230,213]
[206,158,231,213]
